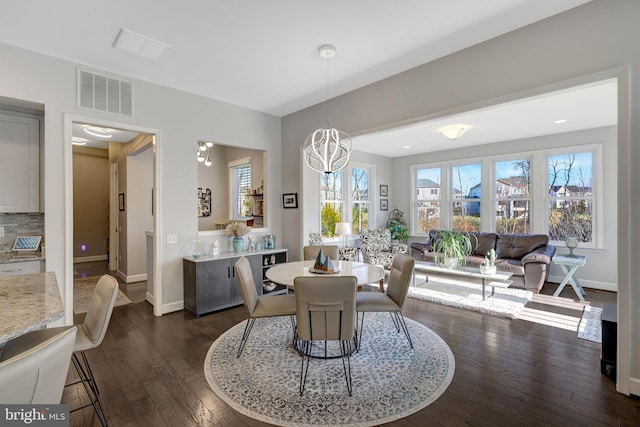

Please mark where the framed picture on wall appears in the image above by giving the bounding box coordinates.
[380,184,388,197]
[283,193,298,208]
[380,199,388,211]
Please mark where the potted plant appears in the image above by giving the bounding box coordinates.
[480,248,496,275]
[386,208,409,243]
[431,230,475,269]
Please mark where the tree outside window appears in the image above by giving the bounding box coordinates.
[548,152,593,243]
[321,171,343,237]
[451,163,481,232]
[496,159,531,233]
[415,167,441,233]
[351,168,369,233]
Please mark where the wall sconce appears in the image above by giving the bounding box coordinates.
[439,124,469,141]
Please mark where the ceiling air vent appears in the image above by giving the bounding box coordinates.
[77,68,132,116]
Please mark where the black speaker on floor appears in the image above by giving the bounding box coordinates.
[600,303,617,378]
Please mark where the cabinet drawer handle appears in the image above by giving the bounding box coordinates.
[1,268,20,273]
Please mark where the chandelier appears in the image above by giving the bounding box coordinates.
[303,44,352,174]
[197,141,213,166]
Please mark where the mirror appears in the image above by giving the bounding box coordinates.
[197,142,266,232]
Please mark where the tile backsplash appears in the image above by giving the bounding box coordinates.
[0,213,44,253]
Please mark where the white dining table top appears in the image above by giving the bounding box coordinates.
[265,260,384,288]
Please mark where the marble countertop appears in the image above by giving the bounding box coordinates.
[0,252,45,264]
[0,272,63,346]
[184,247,287,262]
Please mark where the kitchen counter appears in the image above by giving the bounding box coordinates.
[0,271,63,346]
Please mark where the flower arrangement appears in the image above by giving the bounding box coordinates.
[226,222,249,237]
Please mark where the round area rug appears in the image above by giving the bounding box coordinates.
[204,312,455,427]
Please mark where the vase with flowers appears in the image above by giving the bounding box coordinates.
[226,222,250,253]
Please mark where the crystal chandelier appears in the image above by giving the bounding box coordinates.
[303,44,352,174]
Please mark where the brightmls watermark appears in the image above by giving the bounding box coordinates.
[0,405,69,426]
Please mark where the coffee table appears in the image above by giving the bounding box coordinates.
[414,262,513,301]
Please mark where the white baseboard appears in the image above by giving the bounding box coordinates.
[73,255,108,263]
[629,377,640,397]
[547,274,617,292]
[116,270,147,284]
[161,300,184,315]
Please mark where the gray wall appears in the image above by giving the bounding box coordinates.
[282,0,639,395]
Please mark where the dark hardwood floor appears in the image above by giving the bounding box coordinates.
[67,262,639,426]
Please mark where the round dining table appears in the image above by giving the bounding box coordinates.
[265,260,385,292]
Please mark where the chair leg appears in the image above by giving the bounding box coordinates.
[236,318,256,358]
[298,341,312,396]
[340,340,353,396]
[393,312,414,349]
[356,312,366,352]
[70,352,108,427]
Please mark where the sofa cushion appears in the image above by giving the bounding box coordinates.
[468,232,498,257]
[496,234,549,260]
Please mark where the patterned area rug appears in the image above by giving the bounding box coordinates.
[408,276,533,319]
[204,312,455,427]
[577,305,602,343]
[73,276,132,314]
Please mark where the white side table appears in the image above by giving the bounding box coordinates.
[552,254,587,301]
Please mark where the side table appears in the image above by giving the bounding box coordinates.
[552,254,587,301]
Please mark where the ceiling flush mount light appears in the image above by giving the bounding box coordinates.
[439,124,469,141]
[303,44,352,174]
[72,137,89,145]
[84,126,113,139]
[554,119,568,124]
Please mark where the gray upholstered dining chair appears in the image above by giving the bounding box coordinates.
[234,256,297,357]
[294,275,358,396]
[303,245,339,261]
[1,274,119,426]
[0,326,77,404]
[356,253,415,350]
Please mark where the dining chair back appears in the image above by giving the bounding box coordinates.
[234,257,296,357]
[303,245,339,261]
[356,253,415,350]
[294,275,357,396]
[0,326,77,404]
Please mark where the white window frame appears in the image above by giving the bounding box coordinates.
[319,162,375,237]
[228,156,252,220]
[410,143,603,249]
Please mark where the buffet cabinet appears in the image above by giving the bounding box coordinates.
[183,248,288,317]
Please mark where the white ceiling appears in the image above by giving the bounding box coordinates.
[353,79,618,157]
[3,1,609,156]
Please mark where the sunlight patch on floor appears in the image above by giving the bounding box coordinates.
[517,307,581,331]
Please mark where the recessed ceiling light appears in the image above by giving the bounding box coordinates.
[403,145,411,149]
[84,126,113,139]
[72,137,89,145]
[554,119,568,124]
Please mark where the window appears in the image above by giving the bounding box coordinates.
[415,167,441,233]
[547,152,593,243]
[351,167,370,233]
[320,171,343,237]
[495,158,531,233]
[229,158,251,219]
[451,163,481,232]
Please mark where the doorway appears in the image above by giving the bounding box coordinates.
[64,115,162,323]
